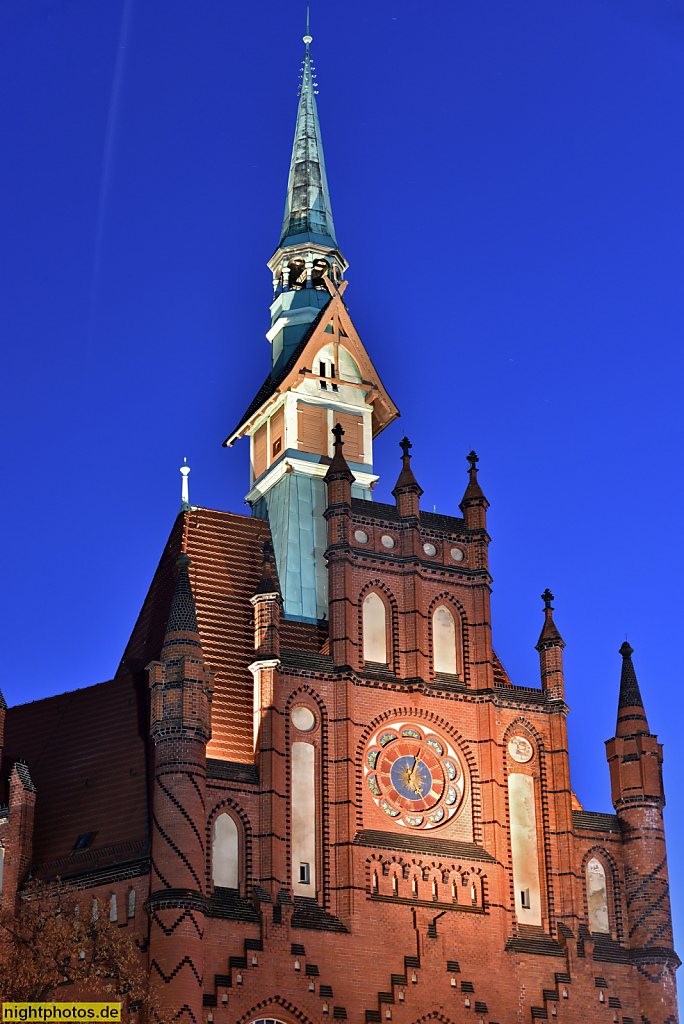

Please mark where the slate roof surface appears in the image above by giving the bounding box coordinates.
[572,810,621,833]
[1,672,149,876]
[118,507,327,763]
[351,498,467,534]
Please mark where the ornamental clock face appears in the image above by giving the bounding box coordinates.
[364,722,465,830]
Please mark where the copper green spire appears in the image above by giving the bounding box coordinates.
[279,9,338,249]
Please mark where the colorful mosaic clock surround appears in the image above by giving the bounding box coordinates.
[364,721,465,830]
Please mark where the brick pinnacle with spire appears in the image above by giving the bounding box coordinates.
[459,450,489,531]
[149,553,213,743]
[146,553,212,1024]
[251,539,282,661]
[392,436,423,518]
[535,589,566,699]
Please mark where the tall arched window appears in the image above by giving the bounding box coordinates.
[363,592,387,664]
[586,857,610,933]
[433,605,457,675]
[213,813,239,889]
[292,742,316,895]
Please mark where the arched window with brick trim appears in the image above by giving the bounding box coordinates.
[363,591,388,664]
[586,856,610,933]
[433,604,458,675]
[212,812,239,890]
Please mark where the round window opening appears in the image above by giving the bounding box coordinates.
[381,535,395,549]
[423,542,437,557]
[354,530,369,544]
[450,547,464,562]
[291,706,316,732]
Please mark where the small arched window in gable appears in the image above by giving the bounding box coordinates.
[363,592,387,664]
[433,604,458,675]
[586,857,610,933]
[213,813,239,890]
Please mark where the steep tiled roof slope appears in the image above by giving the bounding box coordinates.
[118,507,328,763]
[2,673,148,877]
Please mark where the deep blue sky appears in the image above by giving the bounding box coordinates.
[2,0,684,974]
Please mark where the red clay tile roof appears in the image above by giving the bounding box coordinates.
[118,507,327,763]
[1,672,149,877]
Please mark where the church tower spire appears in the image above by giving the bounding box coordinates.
[224,18,398,624]
[266,10,348,376]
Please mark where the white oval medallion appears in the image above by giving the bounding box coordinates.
[450,547,464,562]
[354,530,369,544]
[508,735,534,763]
[381,535,395,549]
[423,542,437,556]
[291,706,316,732]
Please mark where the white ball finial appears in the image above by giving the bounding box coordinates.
[303,34,312,44]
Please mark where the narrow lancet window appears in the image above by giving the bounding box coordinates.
[212,813,239,889]
[508,773,542,925]
[363,592,387,664]
[586,857,610,933]
[292,742,316,895]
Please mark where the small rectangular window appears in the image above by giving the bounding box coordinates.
[319,361,326,377]
[272,436,282,457]
[521,888,531,909]
[330,363,336,378]
[73,831,97,852]
[299,862,311,885]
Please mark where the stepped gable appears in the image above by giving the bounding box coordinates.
[1,672,148,877]
[118,506,328,763]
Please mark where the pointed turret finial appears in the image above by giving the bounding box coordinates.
[393,436,423,514]
[618,641,644,710]
[163,552,200,647]
[324,422,354,488]
[615,640,650,737]
[254,538,281,596]
[460,450,488,515]
[180,459,190,511]
[536,588,565,649]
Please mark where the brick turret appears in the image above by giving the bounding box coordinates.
[535,589,565,700]
[0,760,36,913]
[249,539,285,895]
[147,553,213,1024]
[605,643,679,1022]
[324,424,355,670]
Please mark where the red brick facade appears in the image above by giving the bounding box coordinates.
[0,22,679,1024]
[0,445,679,1022]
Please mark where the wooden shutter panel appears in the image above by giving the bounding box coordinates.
[334,411,364,463]
[252,423,267,479]
[298,404,327,455]
[271,406,284,459]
